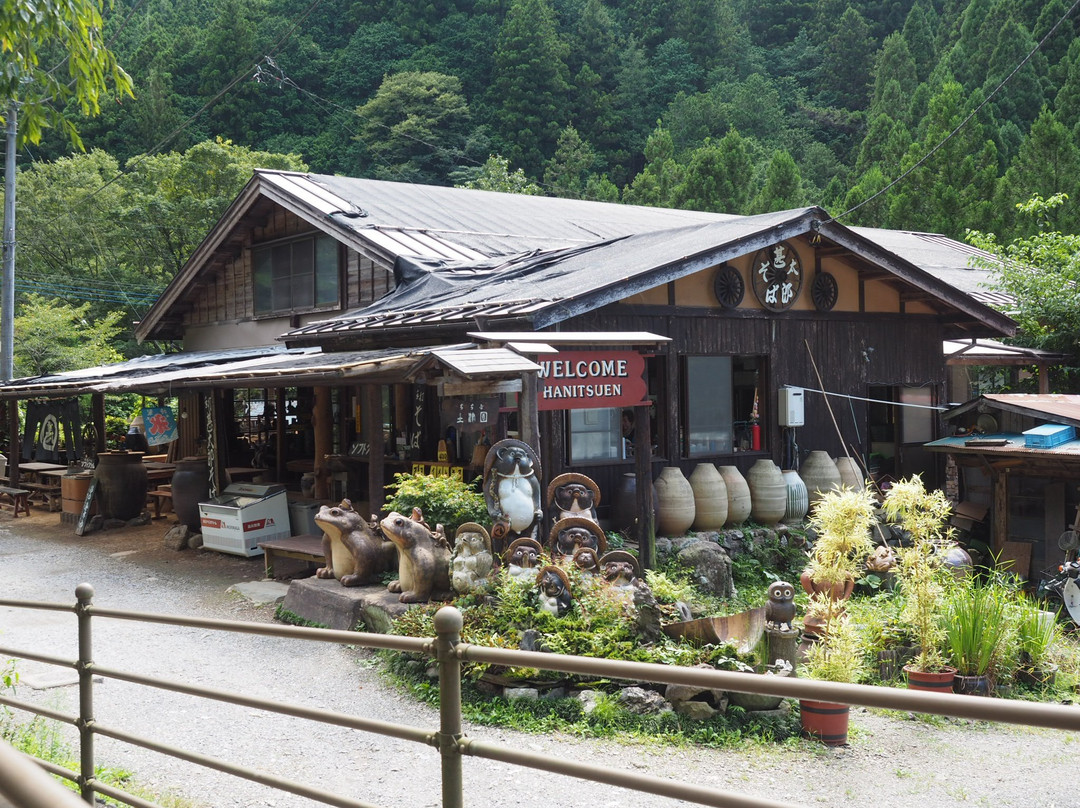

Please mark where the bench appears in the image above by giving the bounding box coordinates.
[257,533,325,580]
[146,489,174,519]
[23,482,62,512]
[0,486,31,517]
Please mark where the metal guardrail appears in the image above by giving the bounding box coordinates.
[1,584,1080,808]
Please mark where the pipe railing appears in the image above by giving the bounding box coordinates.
[1,584,1079,808]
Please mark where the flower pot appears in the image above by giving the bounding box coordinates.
[746,458,786,526]
[654,467,695,536]
[800,451,842,511]
[1016,664,1057,689]
[718,465,752,527]
[781,469,808,524]
[689,463,728,530]
[904,665,958,693]
[799,699,849,746]
[953,673,991,696]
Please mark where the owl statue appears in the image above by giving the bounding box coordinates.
[764,580,797,631]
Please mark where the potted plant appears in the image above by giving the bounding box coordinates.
[944,579,1013,695]
[1013,594,1062,688]
[800,616,865,745]
[881,477,957,691]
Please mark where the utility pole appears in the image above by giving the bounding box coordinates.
[2,102,16,383]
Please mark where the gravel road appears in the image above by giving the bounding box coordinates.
[1,511,1077,808]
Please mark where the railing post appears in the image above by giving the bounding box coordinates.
[433,606,463,808]
[74,583,96,805]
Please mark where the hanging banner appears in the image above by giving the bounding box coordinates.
[142,406,178,446]
[536,351,648,411]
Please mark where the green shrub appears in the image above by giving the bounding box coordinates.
[384,472,488,536]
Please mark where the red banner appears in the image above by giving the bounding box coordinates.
[536,351,648,410]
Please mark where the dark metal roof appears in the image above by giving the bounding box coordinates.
[926,432,1080,460]
[943,394,1080,427]
[944,339,1068,365]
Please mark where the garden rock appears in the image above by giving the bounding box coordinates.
[164,524,191,551]
[505,687,539,701]
[617,686,672,716]
[664,664,727,706]
[676,541,735,599]
[575,689,602,714]
[675,700,717,721]
[633,581,663,643]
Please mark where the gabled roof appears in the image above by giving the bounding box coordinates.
[943,394,1080,427]
[136,171,1017,345]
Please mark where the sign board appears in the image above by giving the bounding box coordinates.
[442,396,500,434]
[142,406,178,446]
[536,351,648,411]
[75,477,98,537]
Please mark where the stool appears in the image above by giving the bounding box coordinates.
[147,489,174,519]
[0,486,32,517]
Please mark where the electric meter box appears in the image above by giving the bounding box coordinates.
[778,387,805,427]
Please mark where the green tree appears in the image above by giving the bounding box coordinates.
[816,7,874,110]
[902,0,939,83]
[0,0,133,146]
[672,129,753,214]
[356,71,472,184]
[14,295,124,377]
[752,149,804,213]
[543,125,597,199]
[454,155,542,195]
[869,34,918,120]
[622,122,683,207]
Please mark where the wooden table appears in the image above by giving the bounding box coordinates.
[18,464,68,510]
[18,462,68,475]
[226,467,264,483]
[257,534,325,579]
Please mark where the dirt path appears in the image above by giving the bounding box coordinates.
[1,510,1077,808]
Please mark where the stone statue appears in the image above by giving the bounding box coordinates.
[547,472,600,525]
[380,510,452,603]
[504,537,544,580]
[548,517,606,563]
[314,500,396,587]
[450,522,494,595]
[764,580,797,631]
[536,565,572,617]
[571,546,602,577]
[600,550,641,594]
[483,439,543,549]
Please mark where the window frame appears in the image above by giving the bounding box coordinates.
[252,232,342,318]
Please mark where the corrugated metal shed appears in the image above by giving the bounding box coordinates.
[943,394,1080,428]
[926,433,1080,459]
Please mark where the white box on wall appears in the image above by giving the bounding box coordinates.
[778,386,805,427]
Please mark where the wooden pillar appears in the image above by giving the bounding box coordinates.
[634,402,655,570]
[207,389,227,497]
[519,371,540,463]
[7,401,19,488]
[1038,362,1050,395]
[992,470,1008,554]
[313,386,333,500]
[91,394,106,455]
[274,387,286,484]
[365,384,385,515]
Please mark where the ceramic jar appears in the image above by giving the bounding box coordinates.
[781,469,809,524]
[834,456,863,490]
[171,456,211,532]
[654,467,695,536]
[94,451,148,520]
[746,458,786,526]
[800,451,842,512]
[718,465,752,527]
[689,463,728,530]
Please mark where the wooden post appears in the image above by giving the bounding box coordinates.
[366,384,385,515]
[7,401,19,488]
[992,470,1008,554]
[634,402,655,570]
[274,388,286,484]
[91,394,106,455]
[313,386,332,500]
[519,371,540,463]
[208,389,227,497]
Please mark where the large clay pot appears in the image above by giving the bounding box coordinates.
[800,451,842,511]
[781,469,809,524]
[718,465,752,527]
[834,456,863,490]
[654,467,695,536]
[800,700,850,746]
[746,458,786,526]
[611,473,656,536]
[689,463,728,530]
[171,457,211,532]
[94,451,148,520]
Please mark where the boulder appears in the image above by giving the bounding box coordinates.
[676,540,735,599]
[616,686,672,716]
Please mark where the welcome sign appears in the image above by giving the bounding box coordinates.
[536,351,648,410]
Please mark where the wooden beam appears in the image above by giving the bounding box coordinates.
[519,372,540,465]
[439,379,522,396]
[313,385,333,500]
[365,384,385,515]
[992,471,1008,554]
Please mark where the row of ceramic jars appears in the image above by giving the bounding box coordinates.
[653,451,864,536]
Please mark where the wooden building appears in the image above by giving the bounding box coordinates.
[2,171,1015,536]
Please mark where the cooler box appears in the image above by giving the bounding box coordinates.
[199,483,289,556]
[288,499,324,536]
[1023,423,1075,449]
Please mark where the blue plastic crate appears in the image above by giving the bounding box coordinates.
[1023,423,1076,448]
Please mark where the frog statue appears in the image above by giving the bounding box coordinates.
[379,509,452,603]
[313,500,397,587]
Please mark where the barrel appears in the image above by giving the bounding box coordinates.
[171,457,211,532]
[61,473,95,524]
[93,451,148,520]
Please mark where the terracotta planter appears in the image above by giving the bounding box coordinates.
[654,467,695,536]
[800,699,850,746]
[800,451,842,511]
[781,469,808,524]
[689,463,728,530]
[904,665,958,693]
[718,465,752,527]
[746,458,786,526]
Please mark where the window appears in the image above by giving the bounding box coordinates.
[683,355,763,456]
[568,407,623,463]
[253,233,340,315]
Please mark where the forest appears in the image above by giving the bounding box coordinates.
[9,0,1080,382]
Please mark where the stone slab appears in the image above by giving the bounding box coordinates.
[281,577,411,632]
[228,580,291,606]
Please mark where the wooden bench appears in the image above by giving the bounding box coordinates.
[0,486,31,517]
[23,482,62,512]
[257,533,325,579]
[146,489,174,519]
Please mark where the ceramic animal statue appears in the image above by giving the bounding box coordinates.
[314,499,396,587]
[380,510,452,603]
[764,580,797,631]
[483,439,543,547]
[571,546,601,577]
[505,537,544,580]
[548,517,607,563]
[536,565,572,617]
[600,550,641,594]
[450,522,494,595]
[547,473,600,525]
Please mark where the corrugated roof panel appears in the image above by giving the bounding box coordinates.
[433,348,540,376]
[264,172,358,217]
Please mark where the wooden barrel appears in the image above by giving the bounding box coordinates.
[93,452,148,520]
[61,473,95,523]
